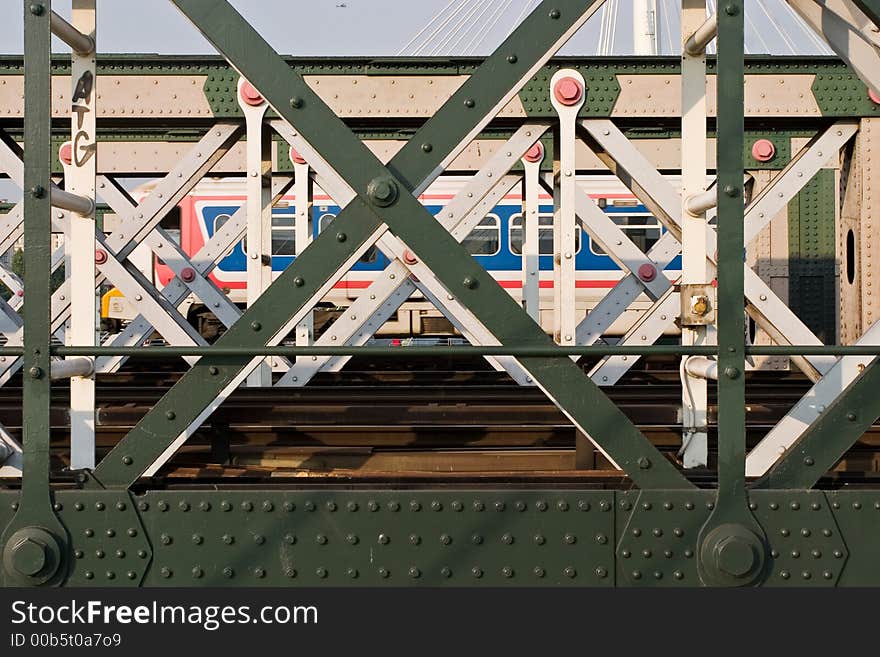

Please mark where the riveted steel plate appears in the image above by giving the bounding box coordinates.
[750,491,846,587]
[813,73,880,117]
[615,491,715,587]
[55,490,152,587]
[135,491,614,587]
[0,75,213,119]
[612,75,821,117]
[826,491,880,586]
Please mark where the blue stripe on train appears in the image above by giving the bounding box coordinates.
[199,203,682,275]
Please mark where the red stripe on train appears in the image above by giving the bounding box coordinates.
[334,280,618,289]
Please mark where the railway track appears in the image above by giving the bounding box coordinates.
[1,366,878,483]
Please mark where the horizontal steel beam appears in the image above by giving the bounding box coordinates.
[42,345,880,358]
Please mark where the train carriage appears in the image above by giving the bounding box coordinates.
[103,175,680,339]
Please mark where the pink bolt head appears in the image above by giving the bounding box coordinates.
[553,77,584,106]
[59,142,73,166]
[180,267,196,283]
[751,139,776,162]
[638,263,657,282]
[94,249,108,265]
[16,289,23,297]
[870,88,880,105]
[239,80,264,106]
[289,147,307,165]
[403,249,418,265]
[523,143,544,163]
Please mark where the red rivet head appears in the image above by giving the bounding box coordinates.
[751,139,776,162]
[870,88,880,105]
[553,77,584,106]
[637,264,657,282]
[94,249,108,265]
[16,290,23,297]
[402,249,418,265]
[59,142,72,166]
[180,267,196,283]
[523,143,544,163]
[239,80,264,106]
[289,147,307,165]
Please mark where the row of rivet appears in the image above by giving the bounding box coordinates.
[153,532,606,547]
[81,528,138,538]
[622,548,692,559]
[135,498,606,513]
[152,565,606,580]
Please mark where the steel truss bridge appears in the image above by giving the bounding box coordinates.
[1,0,880,587]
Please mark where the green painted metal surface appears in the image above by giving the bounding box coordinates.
[2,489,877,586]
[1,0,67,588]
[787,169,837,343]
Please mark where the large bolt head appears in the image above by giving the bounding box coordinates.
[637,263,657,282]
[239,80,264,107]
[3,526,63,585]
[699,523,766,586]
[59,142,73,166]
[751,139,775,162]
[12,537,47,576]
[714,535,757,578]
[553,77,584,106]
[523,143,544,163]
[367,177,399,207]
[289,146,307,165]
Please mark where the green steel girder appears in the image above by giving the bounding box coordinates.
[2,489,877,587]
[0,0,66,588]
[616,490,847,586]
[1,55,879,122]
[87,0,689,491]
[694,0,767,586]
[787,169,837,342]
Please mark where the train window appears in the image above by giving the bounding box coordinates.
[231,214,298,257]
[319,211,376,262]
[509,213,580,256]
[160,206,181,245]
[318,213,337,233]
[271,215,295,256]
[214,213,231,233]
[462,214,501,256]
[590,214,662,256]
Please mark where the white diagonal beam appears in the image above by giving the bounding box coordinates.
[788,0,880,96]
[746,319,880,476]
[94,175,295,373]
[275,124,551,386]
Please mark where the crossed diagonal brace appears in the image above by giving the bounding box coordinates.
[85,0,693,490]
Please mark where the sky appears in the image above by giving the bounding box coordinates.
[0,0,832,57]
[0,0,837,202]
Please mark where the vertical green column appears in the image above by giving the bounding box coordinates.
[20,0,53,501]
[715,0,746,505]
[696,0,768,587]
[1,1,66,587]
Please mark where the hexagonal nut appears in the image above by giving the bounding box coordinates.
[3,526,63,585]
[11,537,48,576]
[713,535,758,578]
